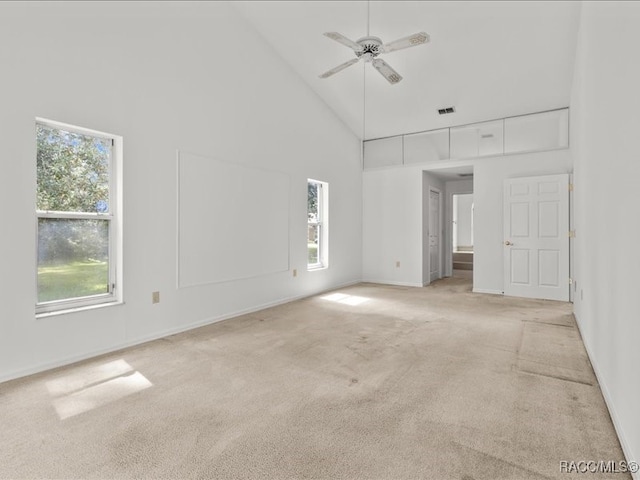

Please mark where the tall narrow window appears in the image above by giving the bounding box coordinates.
[36,119,122,314]
[307,179,328,269]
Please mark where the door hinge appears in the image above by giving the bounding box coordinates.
[568,230,576,238]
[568,183,574,192]
[569,278,573,285]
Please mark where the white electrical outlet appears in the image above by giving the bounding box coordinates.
[152,291,160,304]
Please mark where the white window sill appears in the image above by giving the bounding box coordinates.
[307,265,328,272]
[36,300,124,319]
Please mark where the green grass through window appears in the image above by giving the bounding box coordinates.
[38,261,109,303]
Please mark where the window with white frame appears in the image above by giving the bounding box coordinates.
[307,179,328,269]
[36,119,122,314]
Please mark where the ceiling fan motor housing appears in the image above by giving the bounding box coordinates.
[355,36,383,61]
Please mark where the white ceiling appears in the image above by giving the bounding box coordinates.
[233,1,581,141]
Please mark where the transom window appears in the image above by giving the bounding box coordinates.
[36,119,122,315]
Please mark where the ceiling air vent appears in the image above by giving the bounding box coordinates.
[438,106,456,115]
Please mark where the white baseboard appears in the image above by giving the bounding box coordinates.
[472,288,503,295]
[573,312,639,480]
[0,279,361,385]
[362,279,424,288]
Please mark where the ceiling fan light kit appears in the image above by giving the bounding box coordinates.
[319,31,430,84]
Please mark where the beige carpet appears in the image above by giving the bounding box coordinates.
[0,272,629,479]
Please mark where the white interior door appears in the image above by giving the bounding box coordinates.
[429,189,441,282]
[503,174,569,301]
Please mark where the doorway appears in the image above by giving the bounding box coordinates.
[452,193,474,273]
[422,167,473,284]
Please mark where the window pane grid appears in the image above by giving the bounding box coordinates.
[307,179,327,269]
[36,119,118,313]
[36,211,113,219]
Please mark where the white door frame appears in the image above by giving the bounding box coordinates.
[569,173,574,303]
[444,183,474,278]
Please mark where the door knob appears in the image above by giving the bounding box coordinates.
[504,241,513,246]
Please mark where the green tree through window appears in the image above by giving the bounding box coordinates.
[37,126,110,212]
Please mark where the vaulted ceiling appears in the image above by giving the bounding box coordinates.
[234,1,581,140]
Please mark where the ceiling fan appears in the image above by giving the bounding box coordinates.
[319,30,430,85]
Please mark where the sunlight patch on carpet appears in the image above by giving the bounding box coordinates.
[46,360,152,420]
[46,359,134,396]
[321,293,370,306]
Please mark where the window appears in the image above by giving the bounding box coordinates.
[36,119,122,315]
[307,179,328,269]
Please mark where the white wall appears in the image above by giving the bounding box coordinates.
[362,166,423,287]
[363,151,571,291]
[0,2,362,382]
[570,2,640,471]
[361,167,446,288]
[472,150,572,294]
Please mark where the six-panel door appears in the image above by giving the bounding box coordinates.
[503,174,569,301]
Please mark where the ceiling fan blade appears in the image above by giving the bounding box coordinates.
[383,32,430,53]
[323,32,364,52]
[319,57,361,79]
[372,58,403,85]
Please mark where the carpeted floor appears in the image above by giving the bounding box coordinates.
[0,272,629,479]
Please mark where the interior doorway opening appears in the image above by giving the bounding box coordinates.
[422,166,474,285]
[452,193,474,272]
